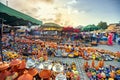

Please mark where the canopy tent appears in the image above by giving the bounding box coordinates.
[73,29,80,33]
[41,23,61,27]
[63,27,80,33]
[63,27,74,32]
[0,2,43,61]
[0,2,42,26]
[40,23,62,31]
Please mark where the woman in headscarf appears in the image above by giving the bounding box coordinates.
[108,33,113,46]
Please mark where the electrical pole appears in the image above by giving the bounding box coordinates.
[6,0,8,6]
[0,18,4,61]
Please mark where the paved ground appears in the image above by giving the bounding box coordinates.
[92,43,120,52]
[49,44,120,80]
[49,57,120,80]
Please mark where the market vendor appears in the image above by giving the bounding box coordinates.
[47,46,54,56]
[42,49,48,61]
[54,46,62,57]
[83,50,89,59]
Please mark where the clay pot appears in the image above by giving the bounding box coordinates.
[74,51,79,56]
[37,50,43,58]
[98,60,104,68]
[98,61,101,68]
[0,70,11,80]
[66,71,71,77]
[86,72,92,78]
[18,60,26,69]
[10,59,21,67]
[39,70,51,79]
[28,68,38,76]
[0,63,9,71]
[100,60,104,68]
[110,71,115,78]
[95,66,99,70]
[43,55,48,61]
[32,51,36,55]
[91,60,95,68]
[18,70,33,80]
[84,61,89,69]
[71,63,77,70]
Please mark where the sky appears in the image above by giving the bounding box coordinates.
[0,0,120,27]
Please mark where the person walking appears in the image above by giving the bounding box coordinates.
[108,33,113,46]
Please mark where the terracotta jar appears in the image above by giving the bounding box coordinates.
[71,63,77,70]
[0,62,11,80]
[98,61,101,68]
[91,60,95,68]
[10,59,21,72]
[28,68,38,76]
[17,70,33,80]
[0,70,11,80]
[95,66,99,70]
[43,54,48,61]
[74,51,79,57]
[37,50,43,58]
[10,59,21,67]
[110,71,115,78]
[0,62,9,71]
[100,60,104,68]
[84,61,89,69]
[32,51,36,55]
[39,69,52,80]
[98,60,104,68]
[18,60,26,70]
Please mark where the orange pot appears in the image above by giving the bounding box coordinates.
[18,70,33,80]
[28,68,38,76]
[95,66,99,70]
[18,60,26,70]
[91,60,95,68]
[10,59,21,67]
[39,70,51,79]
[110,71,115,78]
[37,50,43,58]
[32,51,36,55]
[43,55,48,61]
[84,61,89,69]
[0,70,11,80]
[98,60,104,68]
[100,60,104,68]
[0,63,9,71]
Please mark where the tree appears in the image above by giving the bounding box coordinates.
[97,21,108,29]
[82,24,100,32]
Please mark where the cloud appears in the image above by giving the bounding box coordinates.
[1,0,90,26]
[67,0,77,5]
[28,0,54,4]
